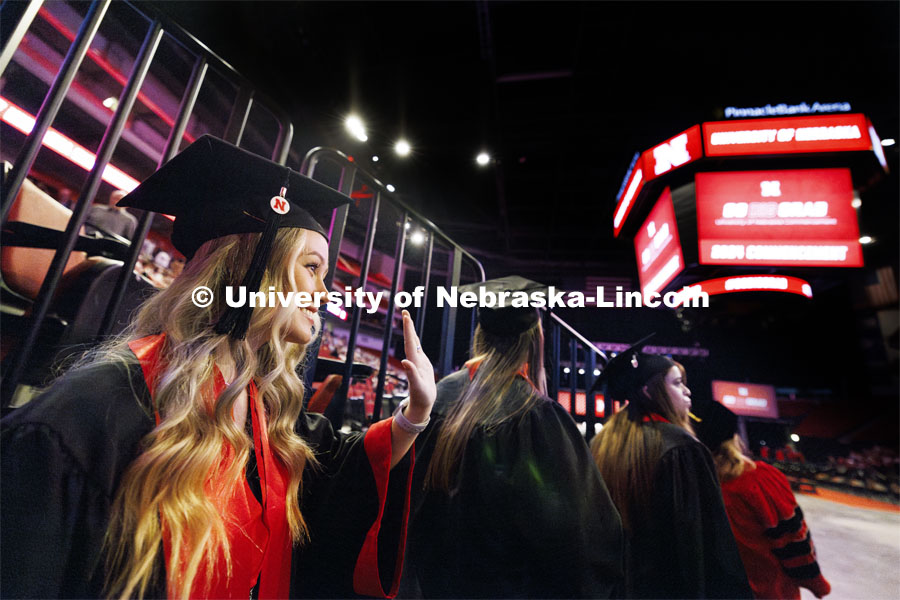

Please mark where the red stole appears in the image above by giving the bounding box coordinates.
[128,334,292,599]
[641,413,671,424]
[464,357,533,386]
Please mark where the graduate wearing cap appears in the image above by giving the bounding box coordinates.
[400,277,625,598]
[694,402,831,599]
[1,136,437,599]
[589,340,752,599]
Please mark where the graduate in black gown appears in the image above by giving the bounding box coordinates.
[1,136,437,599]
[401,277,624,598]
[589,340,752,599]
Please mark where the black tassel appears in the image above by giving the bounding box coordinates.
[215,212,281,339]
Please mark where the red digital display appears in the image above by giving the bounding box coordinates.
[613,165,644,238]
[634,188,685,296]
[703,114,871,157]
[673,275,814,305]
[642,125,703,181]
[696,169,863,267]
[712,380,778,419]
[558,391,605,417]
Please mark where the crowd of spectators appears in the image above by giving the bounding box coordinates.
[762,443,900,501]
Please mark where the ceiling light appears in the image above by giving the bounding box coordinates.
[476,152,490,166]
[404,222,411,230]
[386,184,396,192]
[593,369,601,377]
[859,235,874,244]
[0,95,139,193]
[102,96,118,110]
[409,230,426,245]
[345,115,368,142]
[563,367,570,374]
[578,368,585,375]
[851,198,862,209]
[790,433,800,443]
[372,155,379,162]
[882,138,896,147]
[394,139,411,156]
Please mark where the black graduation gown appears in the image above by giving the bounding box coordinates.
[0,357,410,599]
[401,369,624,598]
[626,422,753,599]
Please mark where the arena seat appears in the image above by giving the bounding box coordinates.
[1,169,154,391]
[1,175,88,300]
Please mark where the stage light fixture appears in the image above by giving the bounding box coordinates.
[395,139,411,156]
[345,115,368,142]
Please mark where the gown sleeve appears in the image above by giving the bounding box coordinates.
[652,440,753,599]
[0,362,154,599]
[754,462,831,597]
[291,411,413,599]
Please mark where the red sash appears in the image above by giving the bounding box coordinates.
[128,334,292,599]
[641,413,671,424]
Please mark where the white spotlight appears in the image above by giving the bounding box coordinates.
[790,433,800,443]
[578,368,585,375]
[404,221,411,230]
[476,152,490,166]
[851,198,862,208]
[882,138,896,147]
[409,230,426,245]
[563,367,571,374]
[395,139,411,156]
[102,97,118,110]
[386,184,396,193]
[859,235,874,244]
[345,115,368,142]
[593,369,601,377]
[372,155,379,162]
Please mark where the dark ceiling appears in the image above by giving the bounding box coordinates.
[145,1,899,272]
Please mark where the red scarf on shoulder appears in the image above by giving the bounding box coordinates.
[128,334,292,599]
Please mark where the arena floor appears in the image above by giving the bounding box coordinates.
[797,491,900,600]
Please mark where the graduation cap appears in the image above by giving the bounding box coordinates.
[119,135,350,339]
[590,333,674,402]
[692,401,738,451]
[458,276,547,336]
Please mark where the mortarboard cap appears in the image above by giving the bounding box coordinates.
[692,401,739,451]
[119,135,350,339]
[458,276,547,336]
[590,333,674,402]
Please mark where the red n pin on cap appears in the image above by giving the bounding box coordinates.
[270,187,290,214]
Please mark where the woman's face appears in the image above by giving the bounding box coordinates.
[663,365,692,416]
[284,233,329,345]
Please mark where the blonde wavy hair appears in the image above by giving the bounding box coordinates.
[95,228,319,599]
[590,361,691,530]
[425,320,547,492]
[711,434,751,483]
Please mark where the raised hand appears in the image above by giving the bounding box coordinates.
[400,309,436,423]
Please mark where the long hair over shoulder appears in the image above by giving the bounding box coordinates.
[92,228,319,600]
[711,434,750,483]
[589,361,690,530]
[425,319,547,492]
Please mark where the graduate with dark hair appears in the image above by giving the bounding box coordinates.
[1,136,436,599]
[401,277,624,598]
[694,401,831,599]
[590,340,752,599]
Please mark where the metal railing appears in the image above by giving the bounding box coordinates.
[0,1,606,443]
[300,147,486,428]
[0,0,295,403]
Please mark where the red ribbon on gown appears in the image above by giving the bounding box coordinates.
[129,334,292,599]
